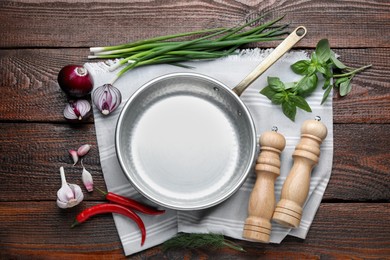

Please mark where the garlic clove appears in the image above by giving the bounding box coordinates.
[92,84,122,115]
[69,150,79,166]
[57,166,84,209]
[77,144,91,157]
[57,184,84,209]
[68,184,84,206]
[81,160,93,192]
[63,99,91,121]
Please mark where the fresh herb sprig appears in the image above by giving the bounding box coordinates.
[89,15,288,83]
[162,233,245,252]
[260,39,372,121]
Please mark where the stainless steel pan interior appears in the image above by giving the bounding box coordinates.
[116,73,256,210]
[115,27,307,210]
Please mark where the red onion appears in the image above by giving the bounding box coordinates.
[92,84,122,115]
[63,100,91,121]
[58,65,93,97]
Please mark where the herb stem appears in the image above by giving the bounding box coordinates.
[333,64,372,78]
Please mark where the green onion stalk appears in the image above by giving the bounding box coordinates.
[89,15,289,84]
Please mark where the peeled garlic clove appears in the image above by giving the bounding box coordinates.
[81,160,93,192]
[82,167,93,192]
[57,166,84,209]
[92,84,122,115]
[68,150,79,166]
[77,144,91,157]
[63,99,91,121]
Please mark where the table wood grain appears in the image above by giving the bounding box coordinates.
[1,0,389,259]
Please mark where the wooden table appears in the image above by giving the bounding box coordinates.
[1,1,389,259]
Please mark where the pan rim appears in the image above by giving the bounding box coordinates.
[115,72,257,210]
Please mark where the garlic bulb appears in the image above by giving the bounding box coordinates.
[92,84,122,115]
[63,100,91,121]
[57,166,84,209]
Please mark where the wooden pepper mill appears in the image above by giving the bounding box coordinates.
[272,116,328,228]
[243,126,286,243]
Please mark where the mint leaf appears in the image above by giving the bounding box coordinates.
[316,39,331,63]
[289,94,312,112]
[267,77,285,92]
[291,60,310,75]
[282,101,297,121]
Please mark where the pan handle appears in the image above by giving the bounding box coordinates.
[232,26,307,96]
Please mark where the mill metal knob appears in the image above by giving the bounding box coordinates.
[243,127,286,243]
[272,117,328,228]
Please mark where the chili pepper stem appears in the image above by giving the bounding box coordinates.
[71,220,80,228]
[95,187,108,196]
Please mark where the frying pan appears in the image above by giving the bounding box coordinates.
[116,26,307,210]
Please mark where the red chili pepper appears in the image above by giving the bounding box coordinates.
[96,187,165,215]
[71,203,146,246]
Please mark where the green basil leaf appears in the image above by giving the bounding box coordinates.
[316,64,328,75]
[260,86,277,100]
[284,82,296,90]
[324,63,333,78]
[339,78,352,96]
[315,39,332,63]
[282,101,297,122]
[271,92,286,105]
[307,63,317,75]
[322,77,331,90]
[289,94,312,112]
[330,51,347,69]
[296,74,318,97]
[267,77,285,92]
[321,84,333,104]
[291,60,310,75]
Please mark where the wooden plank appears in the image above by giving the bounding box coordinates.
[0,202,389,258]
[0,123,389,202]
[0,0,389,48]
[0,48,388,123]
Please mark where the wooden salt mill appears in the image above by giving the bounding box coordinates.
[243,126,286,243]
[272,116,328,228]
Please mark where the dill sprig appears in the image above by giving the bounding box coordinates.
[162,233,245,252]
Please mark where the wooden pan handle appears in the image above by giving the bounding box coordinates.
[232,26,307,96]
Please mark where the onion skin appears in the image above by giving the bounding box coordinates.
[58,65,93,97]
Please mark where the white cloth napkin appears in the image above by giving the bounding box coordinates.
[84,49,333,256]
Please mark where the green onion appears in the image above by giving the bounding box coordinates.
[89,15,288,83]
